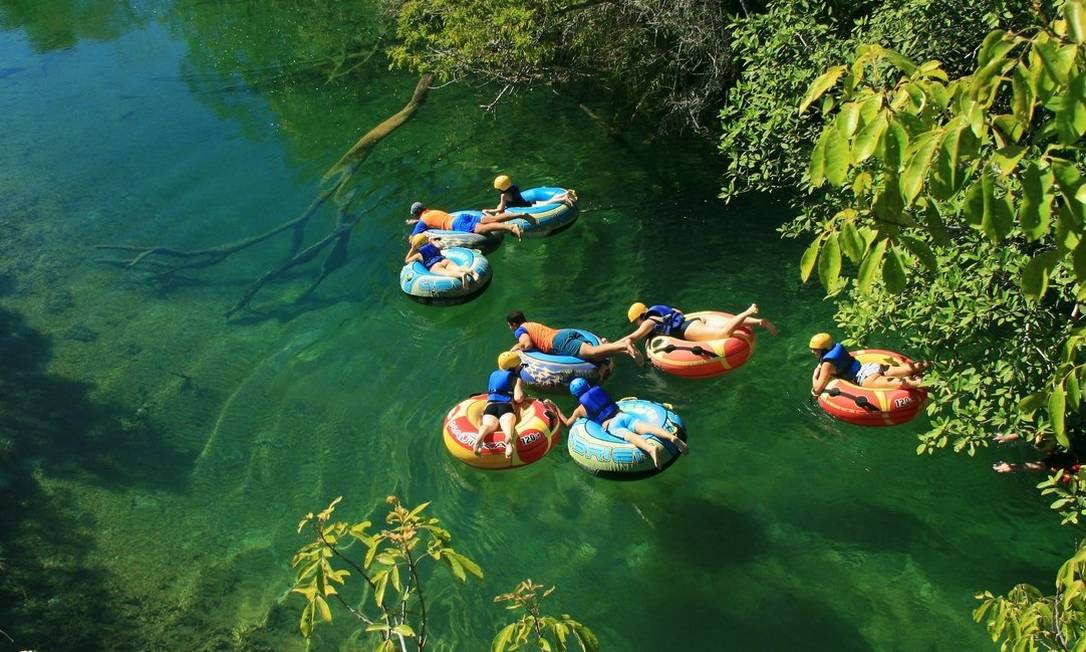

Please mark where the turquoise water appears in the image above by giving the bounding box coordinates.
[0,2,1075,650]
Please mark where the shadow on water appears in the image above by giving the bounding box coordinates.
[0,305,191,650]
[651,494,769,566]
[0,0,146,52]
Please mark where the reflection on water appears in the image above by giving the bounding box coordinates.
[0,1,1076,651]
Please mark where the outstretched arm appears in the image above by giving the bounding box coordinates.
[622,320,656,344]
[556,404,586,428]
[510,332,533,352]
[811,362,834,396]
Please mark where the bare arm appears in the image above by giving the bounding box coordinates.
[404,244,421,264]
[623,320,657,344]
[510,332,534,352]
[512,377,525,404]
[557,404,586,428]
[811,361,835,396]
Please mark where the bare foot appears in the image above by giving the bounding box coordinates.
[626,340,645,366]
[993,461,1015,473]
[910,360,932,374]
[648,447,662,469]
[991,433,1019,444]
[504,438,515,459]
[760,319,778,336]
[472,438,485,456]
[511,225,523,241]
[672,438,688,454]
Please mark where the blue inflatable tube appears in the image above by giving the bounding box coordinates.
[400,247,491,305]
[424,210,503,253]
[518,329,614,391]
[506,187,578,238]
[567,398,686,481]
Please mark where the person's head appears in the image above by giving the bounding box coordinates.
[494,175,512,192]
[409,233,429,248]
[808,332,834,357]
[627,302,648,323]
[569,378,590,397]
[497,351,521,370]
[410,201,425,218]
[506,310,526,329]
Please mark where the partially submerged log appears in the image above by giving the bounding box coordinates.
[96,74,434,317]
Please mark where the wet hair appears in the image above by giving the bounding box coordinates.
[506,310,526,326]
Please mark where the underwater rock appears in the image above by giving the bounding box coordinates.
[63,323,98,343]
[44,289,73,314]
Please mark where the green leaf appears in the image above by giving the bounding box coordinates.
[882,117,909,172]
[978,30,1015,69]
[492,623,517,652]
[1052,161,1086,223]
[836,101,861,138]
[1012,64,1036,126]
[817,233,842,291]
[992,144,1026,177]
[839,221,866,263]
[799,236,821,283]
[1068,0,1086,43]
[1035,38,1075,85]
[1069,367,1082,411]
[900,131,941,204]
[1020,161,1054,240]
[445,551,466,582]
[799,66,847,114]
[922,202,950,244]
[882,246,908,294]
[809,130,828,187]
[1021,250,1060,302]
[980,172,1013,242]
[858,93,883,124]
[1051,383,1068,448]
[852,112,887,164]
[300,601,315,638]
[374,570,389,606]
[392,624,416,637]
[1019,392,1046,415]
[857,238,888,293]
[315,595,332,623]
[451,550,483,579]
[825,124,851,187]
[883,49,918,75]
[900,235,937,271]
[931,124,966,198]
[571,623,600,652]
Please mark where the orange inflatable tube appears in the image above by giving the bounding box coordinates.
[442,395,561,469]
[816,349,927,426]
[645,311,755,379]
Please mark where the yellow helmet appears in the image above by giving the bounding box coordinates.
[410,233,428,248]
[498,351,521,370]
[809,333,834,350]
[627,302,648,323]
[493,174,512,191]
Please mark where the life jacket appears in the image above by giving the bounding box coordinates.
[578,386,619,423]
[646,304,685,337]
[504,185,530,208]
[820,343,862,380]
[418,243,444,269]
[487,369,516,403]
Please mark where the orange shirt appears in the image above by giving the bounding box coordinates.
[517,321,557,352]
[420,209,453,230]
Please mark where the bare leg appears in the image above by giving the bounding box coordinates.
[475,221,523,240]
[430,260,476,285]
[632,422,687,454]
[683,303,760,341]
[499,411,518,459]
[625,432,662,468]
[862,373,927,390]
[474,414,500,455]
[579,339,643,365]
[882,361,931,377]
[479,212,520,224]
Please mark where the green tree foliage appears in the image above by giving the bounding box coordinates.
[719,0,1041,200]
[292,497,594,651]
[793,2,1086,467]
[492,579,597,652]
[383,0,740,132]
[293,495,482,651]
[975,540,1086,650]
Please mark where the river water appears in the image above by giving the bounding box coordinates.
[0,1,1074,650]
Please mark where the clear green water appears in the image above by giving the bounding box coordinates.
[0,2,1075,650]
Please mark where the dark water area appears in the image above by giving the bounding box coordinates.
[0,1,1074,650]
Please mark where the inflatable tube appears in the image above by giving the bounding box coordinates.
[519,329,614,392]
[506,187,578,238]
[567,398,686,481]
[442,394,561,470]
[816,349,927,426]
[425,210,503,253]
[400,247,491,305]
[646,311,755,378]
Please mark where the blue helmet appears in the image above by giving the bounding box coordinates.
[569,378,590,397]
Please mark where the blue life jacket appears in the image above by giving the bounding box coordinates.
[647,304,685,337]
[419,243,444,269]
[487,369,516,403]
[579,386,619,423]
[505,185,530,208]
[820,343,862,380]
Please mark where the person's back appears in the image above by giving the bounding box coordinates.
[503,185,530,208]
[578,385,619,424]
[418,243,444,269]
[515,321,557,353]
[646,304,685,336]
[487,368,517,403]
